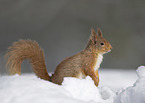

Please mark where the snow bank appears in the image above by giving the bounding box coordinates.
[63,76,116,103]
[114,66,145,103]
[0,66,144,103]
[99,69,137,90]
[136,66,145,78]
[0,75,115,103]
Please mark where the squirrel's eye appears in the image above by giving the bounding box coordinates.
[100,42,104,46]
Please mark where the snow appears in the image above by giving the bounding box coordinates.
[136,66,145,78]
[114,66,145,103]
[62,76,116,103]
[0,74,115,103]
[99,69,137,90]
[0,75,79,103]
[0,66,145,103]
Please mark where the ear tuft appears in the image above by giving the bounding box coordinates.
[90,27,97,44]
[97,28,103,37]
[91,27,96,36]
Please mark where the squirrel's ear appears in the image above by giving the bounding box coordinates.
[91,27,96,36]
[90,27,97,43]
[97,28,103,37]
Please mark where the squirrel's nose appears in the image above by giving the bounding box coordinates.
[110,46,112,50]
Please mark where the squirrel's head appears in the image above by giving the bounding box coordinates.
[87,28,112,54]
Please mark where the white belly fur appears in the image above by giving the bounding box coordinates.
[78,54,103,79]
[94,54,103,71]
[78,72,86,79]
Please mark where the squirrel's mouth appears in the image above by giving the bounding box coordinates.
[101,50,111,54]
[105,50,111,53]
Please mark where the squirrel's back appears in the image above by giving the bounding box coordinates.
[5,39,50,80]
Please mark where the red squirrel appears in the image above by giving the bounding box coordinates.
[5,28,112,86]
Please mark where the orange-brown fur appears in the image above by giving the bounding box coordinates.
[5,40,49,80]
[5,28,112,87]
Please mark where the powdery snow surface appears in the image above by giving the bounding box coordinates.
[136,66,145,78]
[114,66,145,103]
[0,75,115,103]
[99,69,137,90]
[0,66,145,103]
[62,77,116,103]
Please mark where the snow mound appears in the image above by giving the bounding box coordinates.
[1,66,144,103]
[63,76,116,103]
[0,75,116,103]
[136,66,145,78]
[114,66,145,103]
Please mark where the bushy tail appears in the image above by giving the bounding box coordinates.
[5,39,50,81]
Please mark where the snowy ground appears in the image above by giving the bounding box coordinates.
[99,69,137,90]
[0,66,144,103]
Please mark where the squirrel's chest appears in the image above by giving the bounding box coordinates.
[94,54,103,71]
